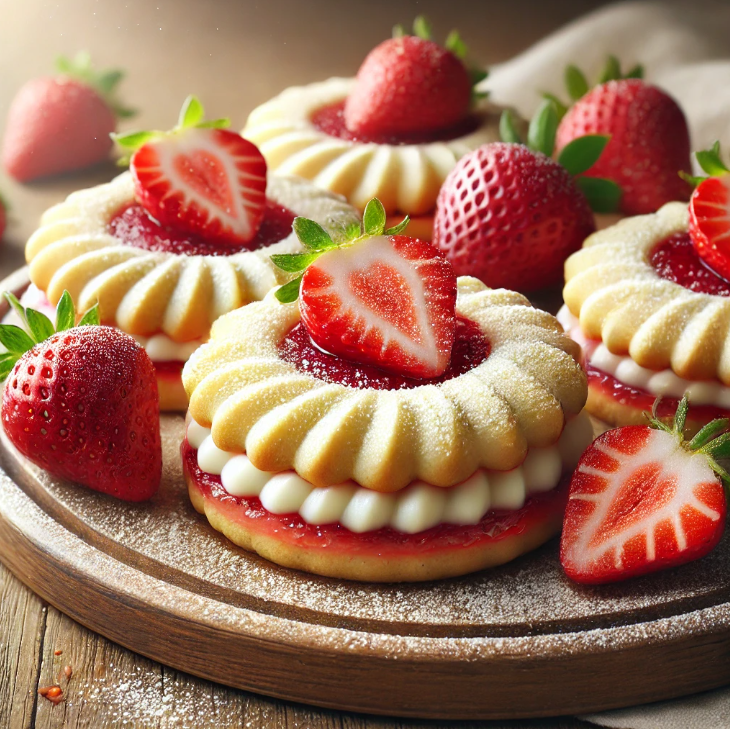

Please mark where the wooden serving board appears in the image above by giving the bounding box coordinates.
[1,269,730,721]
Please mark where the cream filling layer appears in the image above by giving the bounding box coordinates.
[187,411,594,535]
[12,285,204,364]
[557,305,730,407]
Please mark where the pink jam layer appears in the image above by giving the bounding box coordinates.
[153,361,185,379]
[587,362,730,421]
[183,439,568,557]
[108,200,296,256]
[279,316,490,391]
[310,100,481,146]
[650,232,730,296]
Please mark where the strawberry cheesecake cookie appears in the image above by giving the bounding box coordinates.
[560,144,730,432]
[182,200,592,582]
[24,97,358,410]
[243,18,504,241]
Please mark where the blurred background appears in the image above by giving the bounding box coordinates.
[0,0,614,274]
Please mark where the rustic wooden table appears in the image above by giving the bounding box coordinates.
[0,1,615,726]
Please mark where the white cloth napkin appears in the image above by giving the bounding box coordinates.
[483,2,730,726]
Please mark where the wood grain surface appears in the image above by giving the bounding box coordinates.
[0,1,628,727]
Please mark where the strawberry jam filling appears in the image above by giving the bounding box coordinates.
[650,232,730,295]
[279,315,489,390]
[587,362,730,421]
[311,100,481,146]
[109,200,296,256]
[183,438,567,556]
[153,361,185,378]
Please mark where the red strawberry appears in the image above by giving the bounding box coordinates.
[2,53,133,182]
[555,79,692,215]
[343,17,483,138]
[271,199,457,379]
[433,142,595,292]
[687,143,730,280]
[115,96,267,246]
[0,292,161,501]
[560,398,728,585]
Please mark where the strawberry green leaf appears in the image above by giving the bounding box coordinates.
[293,217,336,251]
[275,275,303,303]
[55,291,76,333]
[527,99,558,157]
[679,170,707,188]
[78,303,100,327]
[195,118,231,129]
[445,30,468,59]
[413,16,432,40]
[575,176,622,213]
[565,65,589,101]
[384,215,410,236]
[689,417,730,451]
[558,135,610,176]
[25,308,55,344]
[704,434,730,462]
[111,130,163,149]
[96,69,124,95]
[0,325,35,354]
[543,92,568,122]
[598,55,622,83]
[271,252,322,273]
[4,292,29,333]
[470,68,488,88]
[179,95,205,128]
[696,141,730,177]
[0,354,18,381]
[673,394,689,434]
[363,198,387,237]
[344,220,362,240]
[392,23,406,38]
[625,63,644,79]
[499,109,522,145]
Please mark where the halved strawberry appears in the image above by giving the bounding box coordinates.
[687,142,730,280]
[270,199,457,379]
[560,397,728,585]
[113,96,267,246]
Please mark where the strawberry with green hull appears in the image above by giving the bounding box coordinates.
[343,16,485,139]
[433,99,617,293]
[561,397,728,585]
[0,291,161,502]
[685,142,730,282]
[113,96,267,246]
[553,56,692,215]
[3,52,134,182]
[272,199,458,379]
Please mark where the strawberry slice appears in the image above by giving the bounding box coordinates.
[114,96,267,246]
[689,175,730,281]
[270,199,457,379]
[560,398,728,584]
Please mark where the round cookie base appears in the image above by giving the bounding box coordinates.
[185,460,567,583]
[586,382,719,435]
[156,365,189,412]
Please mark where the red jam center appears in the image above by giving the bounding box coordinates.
[108,200,296,256]
[279,316,489,390]
[586,362,730,422]
[310,100,481,146]
[650,232,730,296]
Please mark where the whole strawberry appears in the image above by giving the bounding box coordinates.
[2,52,134,182]
[344,17,485,138]
[561,397,728,585]
[555,77,692,215]
[0,291,161,501]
